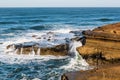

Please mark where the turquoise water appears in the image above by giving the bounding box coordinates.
[0,8,120,80]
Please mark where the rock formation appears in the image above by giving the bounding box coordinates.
[6,42,69,56]
[62,63,120,80]
[6,36,86,56]
[78,22,120,65]
[61,22,120,80]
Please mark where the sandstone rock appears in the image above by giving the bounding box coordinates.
[62,63,120,80]
[82,30,120,41]
[77,39,120,65]
[6,42,69,56]
[82,22,120,41]
[61,23,120,80]
[6,34,86,56]
[93,22,120,35]
[79,22,120,65]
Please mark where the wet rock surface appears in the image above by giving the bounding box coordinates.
[6,42,69,56]
[62,63,120,80]
[6,30,86,56]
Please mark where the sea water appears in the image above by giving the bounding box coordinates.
[0,8,120,80]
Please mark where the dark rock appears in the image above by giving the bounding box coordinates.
[61,74,69,80]
[32,35,37,38]
[71,36,86,45]
[70,30,82,36]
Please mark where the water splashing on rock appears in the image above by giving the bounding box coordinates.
[37,48,41,55]
[61,38,89,71]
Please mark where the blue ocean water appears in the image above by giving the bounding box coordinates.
[0,8,120,80]
[0,8,120,35]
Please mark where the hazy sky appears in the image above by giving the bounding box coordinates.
[0,0,120,7]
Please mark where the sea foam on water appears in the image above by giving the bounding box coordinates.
[0,29,89,80]
[60,40,89,71]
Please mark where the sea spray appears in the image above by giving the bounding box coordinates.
[14,49,18,54]
[37,48,41,55]
[5,44,15,54]
[20,48,23,55]
[31,46,36,56]
[61,40,89,71]
[1,29,89,80]
[0,8,119,80]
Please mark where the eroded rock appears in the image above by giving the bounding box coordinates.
[62,63,120,80]
[6,42,69,56]
[78,22,120,65]
[61,22,120,80]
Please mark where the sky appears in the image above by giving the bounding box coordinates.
[0,0,120,7]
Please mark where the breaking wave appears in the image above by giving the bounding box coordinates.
[0,29,89,80]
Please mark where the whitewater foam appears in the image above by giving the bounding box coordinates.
[0,28,89,80]
[60,40,89,71]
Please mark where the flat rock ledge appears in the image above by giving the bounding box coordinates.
[62,63,120,80]
[6,43,69,56]
[61,22,120,80]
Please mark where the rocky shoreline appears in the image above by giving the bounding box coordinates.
[61,22,120,80]
[6,22,120,80]
[6,30,85,56]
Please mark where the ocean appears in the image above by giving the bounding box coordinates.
[0,8,120,80]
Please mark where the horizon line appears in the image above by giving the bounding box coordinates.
[0,6,120,8]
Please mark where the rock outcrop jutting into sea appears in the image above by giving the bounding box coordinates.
[78,22,120,65]
[6,22,120,80]
[62,22,120,80]
[6,31,86,57]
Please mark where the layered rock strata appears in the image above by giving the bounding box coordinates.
[61,23,120,80]
[78,22,120,65]
[6,36,85,56]
[62,63,120,80]
[6,42,69,56]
